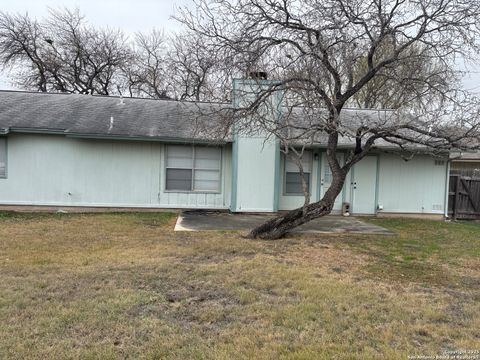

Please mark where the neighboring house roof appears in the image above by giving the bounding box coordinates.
[450,151,480,161]
[0,90,231,143]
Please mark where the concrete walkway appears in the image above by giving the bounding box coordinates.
[174,211,394,235]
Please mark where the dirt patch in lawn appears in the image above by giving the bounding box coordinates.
[0,212,479,359]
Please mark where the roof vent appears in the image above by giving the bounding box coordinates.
[247,71,268,80]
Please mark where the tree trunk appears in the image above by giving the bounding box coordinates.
[246,169,347,240]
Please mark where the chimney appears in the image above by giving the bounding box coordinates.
[247,71,268,80]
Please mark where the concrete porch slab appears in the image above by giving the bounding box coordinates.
[174,211,394,235]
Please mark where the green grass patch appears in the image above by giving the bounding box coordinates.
[0,212,478,359]
[339,218,480,286]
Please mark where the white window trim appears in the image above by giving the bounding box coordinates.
[283,151,312,196]
[164,145,222,193]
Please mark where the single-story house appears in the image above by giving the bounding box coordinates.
[0,79,450,218]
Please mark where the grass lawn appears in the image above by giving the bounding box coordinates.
[0,212,479,359]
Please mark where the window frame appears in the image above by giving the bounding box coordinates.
[164,145,222,193]
[323,157,333,184]
[283,151,313,196]
[0,137,7,179]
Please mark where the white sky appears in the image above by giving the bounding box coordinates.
[0,0,479,92]
[0,0,187,33]
[0,0,189,89]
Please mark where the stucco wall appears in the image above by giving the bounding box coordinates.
[0,134,231,209]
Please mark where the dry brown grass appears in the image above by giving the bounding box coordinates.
[0,212,478,359]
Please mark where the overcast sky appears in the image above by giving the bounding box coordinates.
[0,0,189,89]
[0,0,187,33]
[0,0,479,92]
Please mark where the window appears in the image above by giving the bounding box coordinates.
[285,151,312,194]
[324,159,332,184]
[0,138,6,178]
[165,145,221,192]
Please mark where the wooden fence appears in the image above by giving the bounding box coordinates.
[448,172,480,220]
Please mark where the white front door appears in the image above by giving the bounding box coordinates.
[320,153,344,210]
[352,156,378,214]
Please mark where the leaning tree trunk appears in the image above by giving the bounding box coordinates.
[246,171,347,240]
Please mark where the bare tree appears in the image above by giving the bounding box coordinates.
[121,29,232,101]
[350,44,452,109]
[123,30,170,99]
[167,31,235,102]
[0,12,49,91]
[0,8,233,101]
[0,8,130,95]
[178,0,480,239]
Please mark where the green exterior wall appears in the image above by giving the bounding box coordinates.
[279,151,448,215]
[376,153,448,214]
[279,151,345,212]
[230,79,282,212]
[0,134,448,215]
[232,136,279,212]
[278,152,319,211]
[0,134,232,209]
[349,155,378,214]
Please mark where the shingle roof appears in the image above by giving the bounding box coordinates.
[0,90,444,152]
[0,90,231,142]
[285,106,397,148]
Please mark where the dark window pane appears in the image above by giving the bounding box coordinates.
[166,168,192,191]
[285,172,310,194]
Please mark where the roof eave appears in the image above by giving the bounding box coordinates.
[292,141,451,154]
[65,132,231,144]
[1,127,232,144]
